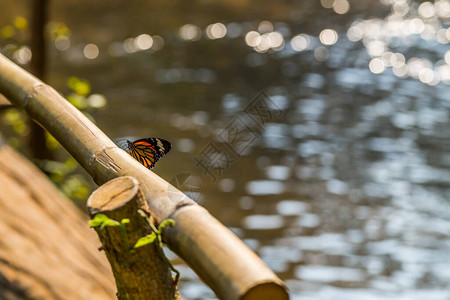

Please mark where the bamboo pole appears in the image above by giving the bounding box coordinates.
[0,53,289,300]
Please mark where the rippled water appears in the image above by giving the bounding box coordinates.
[1,0,450,299]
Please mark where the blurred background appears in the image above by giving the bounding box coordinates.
[1,0,450,299]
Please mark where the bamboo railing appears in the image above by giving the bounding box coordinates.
[0,53,289,300]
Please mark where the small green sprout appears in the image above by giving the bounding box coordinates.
[134,232,157,248]
[133,218,175,248]
[89,214,131,250]
[135,210,179,284]
[89,212,179,283]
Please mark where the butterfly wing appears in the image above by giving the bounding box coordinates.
[128,138,171,169]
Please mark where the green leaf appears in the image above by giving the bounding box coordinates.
[134,233,157,248]
[159,219,175,230]
[89,214,120,229]
[102,218,120,228]
[89,214,109,227]
[121,218,130,225]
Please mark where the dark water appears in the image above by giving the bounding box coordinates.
[1,1,450,299]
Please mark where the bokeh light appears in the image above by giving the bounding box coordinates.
[1,25,15,38]
[407,58,432,78]
[333,0,350,14]
[290,34,310,51]
[445,50,450,65]
[435,0,450,17]
[258,21,273,34]
[393,2,409,16]
[418,68,439,85]
[319,29,338,45]
[393,65,408,77]
[408,18,425,34]
[206,23,227,39]
[87,94,107,108]
[123,38,137,53]
[134,34,153,50]
[437,64,450,84]
[13,46,31,64]
[320,0,334,9]
[267,32,284,49]
[436,28,449,44]
[343,0,450,85]
[245,31,260,47]
[14,16,28,30]
[83,43,99,59]
[390,53,406,68]
[418,2,435,18]
[179,24,202,41]
[245,29,285,52]
[254,35,271,53]
[366,40,386,57]
[347,24,364,42]
[151,35,164,50]
[314,46,329,61]
[369,58,386,74]
[55,35,70,51]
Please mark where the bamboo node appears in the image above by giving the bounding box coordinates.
[175,200,192,210]
[26,82,56,108]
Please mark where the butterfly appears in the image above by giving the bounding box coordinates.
[120,137,171,169]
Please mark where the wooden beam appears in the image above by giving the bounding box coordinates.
[0,140,115,299]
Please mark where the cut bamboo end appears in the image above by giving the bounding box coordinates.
[242,282,289,300]
[87,176,141,215]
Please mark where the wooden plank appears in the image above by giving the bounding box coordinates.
[0,142,115,299]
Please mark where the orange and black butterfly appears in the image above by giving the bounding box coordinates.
[120,138,171,169]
